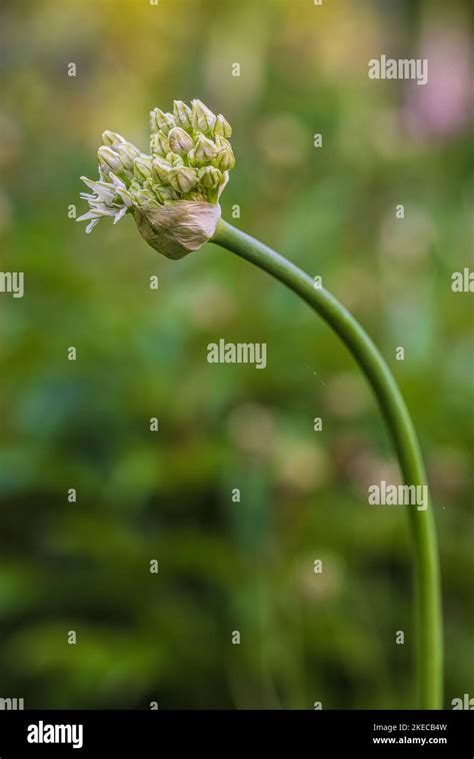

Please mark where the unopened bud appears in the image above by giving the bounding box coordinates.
[130,185,159,207]
[102,130,127,147]
[192,99,216,134]
[151,108,175,134]
[194,134,218,165]
[150,131,171,157]
[98,146,123,175]
[116,142,141,170]
[186,148,197,167]
[165,152,184,168]
[133,156,153,181]
[168,127,194,156]
[215,145,235,171]
[173,100,193,131]
[168,166,198,194]
[213,115,232,139]
[198,166,222,189]
[152,156,172,183]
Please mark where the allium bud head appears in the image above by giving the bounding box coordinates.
[168,166,198,194]
[192,99,216,134]
[151,108,175,135]
[98,146,122,175]
[79,99,235,255]
[133,156,153,181]
[194,134,219,165]
[173,100,193,131]
[168,127,194,156]
[213,114,232,139]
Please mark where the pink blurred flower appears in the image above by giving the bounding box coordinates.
[403,18,473,140]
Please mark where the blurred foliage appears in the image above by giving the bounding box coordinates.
[0,0,473,709]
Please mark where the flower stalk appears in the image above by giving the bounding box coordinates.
[212,218,443,710]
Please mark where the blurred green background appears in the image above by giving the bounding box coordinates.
[0,0,473,709]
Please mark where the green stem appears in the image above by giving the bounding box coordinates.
[212,218,443,709]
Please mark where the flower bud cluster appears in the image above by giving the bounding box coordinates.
[78,100,234,234]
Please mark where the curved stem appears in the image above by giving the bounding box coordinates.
[212,218,443,709]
